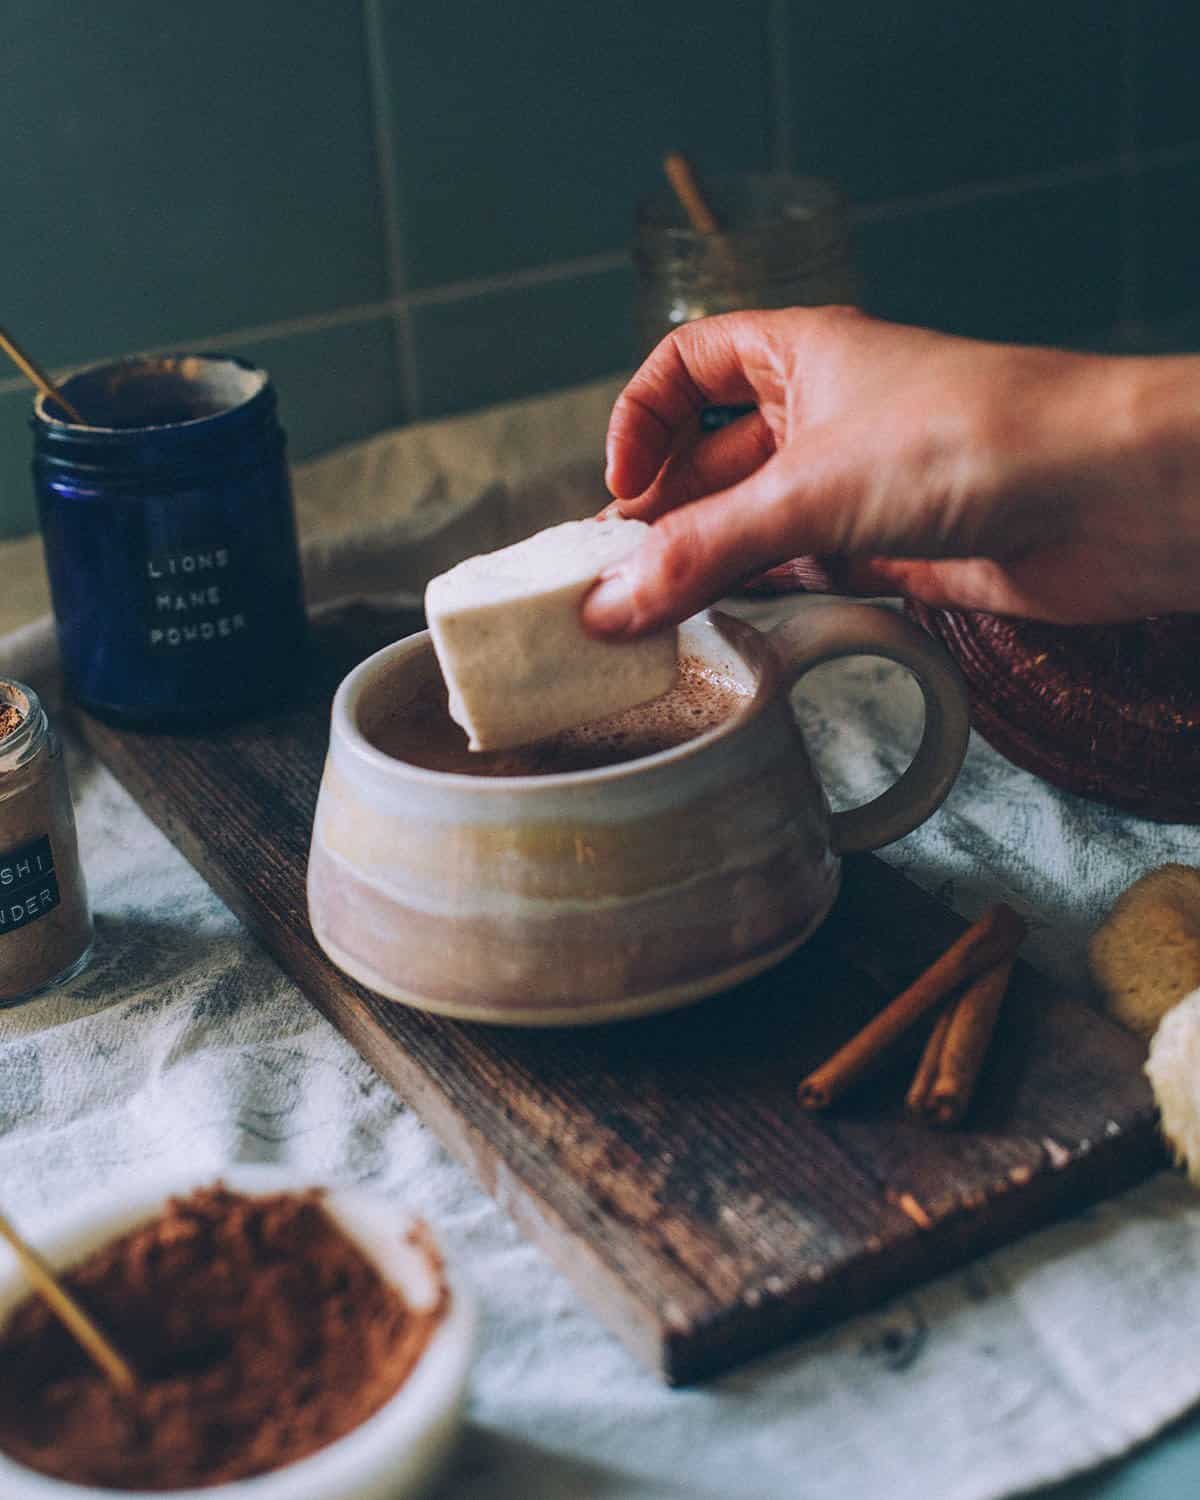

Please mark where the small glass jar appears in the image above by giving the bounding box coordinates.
[634,172,858,357]
[33,354,309,729]
[0,680,92,1005]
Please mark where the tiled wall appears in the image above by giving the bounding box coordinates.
[2,1,1197,538]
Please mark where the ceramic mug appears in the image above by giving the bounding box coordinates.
[307,602,970,1026]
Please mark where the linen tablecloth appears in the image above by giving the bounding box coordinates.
[3,377,1200,1500]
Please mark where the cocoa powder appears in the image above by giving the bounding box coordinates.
[0,705,22,739]
[369,652,751,776]
[0,1185,445,1491]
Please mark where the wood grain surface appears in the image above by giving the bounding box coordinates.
[74,602,1164,1383]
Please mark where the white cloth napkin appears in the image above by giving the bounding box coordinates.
[2,378,1199,1500]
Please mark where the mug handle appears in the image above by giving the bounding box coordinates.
[767,602,971,854]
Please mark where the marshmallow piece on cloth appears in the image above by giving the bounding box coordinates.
[1146,986,1200,1185]
[425,518,677,751]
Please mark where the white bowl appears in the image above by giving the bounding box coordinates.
[0,1165,475,1500]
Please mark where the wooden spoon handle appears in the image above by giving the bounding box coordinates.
[0,1209,135,1392]
[0,326,85,423]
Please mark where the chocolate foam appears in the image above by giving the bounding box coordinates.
[368,655,751,777]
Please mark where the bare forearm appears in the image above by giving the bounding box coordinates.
[1103,356,1200,613]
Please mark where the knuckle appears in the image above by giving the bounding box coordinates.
[805,303,863,337]
[628,519,699,620]
[653,517,700,590]
[821,302,863,321]
[605,398,636,446]
[656,321,707,382]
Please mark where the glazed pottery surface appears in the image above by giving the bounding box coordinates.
[308,603,969,1026]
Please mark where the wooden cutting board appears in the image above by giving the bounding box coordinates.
[74,601,1163,1384]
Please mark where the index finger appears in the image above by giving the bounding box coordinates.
[605,315,759,500]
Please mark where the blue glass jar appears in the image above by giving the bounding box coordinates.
[34,354,309,728]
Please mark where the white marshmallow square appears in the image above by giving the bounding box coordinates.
[425,518,677,752]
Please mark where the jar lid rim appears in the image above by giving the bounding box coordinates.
[34,353,270,435]
[636,169,847,234]
[0,680,47,771]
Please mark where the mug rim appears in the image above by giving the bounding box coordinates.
[330,609,781,793]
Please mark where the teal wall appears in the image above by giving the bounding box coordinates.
[1,1,1197,537]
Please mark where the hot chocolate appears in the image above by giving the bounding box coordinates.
[367,654,752,776]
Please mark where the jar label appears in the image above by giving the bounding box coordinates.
[145,544,250,653]
[0,835,60,935]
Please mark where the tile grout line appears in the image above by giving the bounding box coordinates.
[361,0,423,422]
[9,137,1200,404]
[0,256,632,399]
[1118,0,1143,333]
[851,156,1126,225]
[1119,0,1139,160]
[1134,137,1200,172]
[0,302,394,398]
[766,0,793,172]
[401,251,630,310]
[849,139,1200,229]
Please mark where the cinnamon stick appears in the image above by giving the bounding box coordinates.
[798,903,1026,1111]
[904,1004,955,1116]
[911,956,1017,1127]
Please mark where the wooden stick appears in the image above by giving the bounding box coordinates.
[663,151,721,236]
[798,903,1026,1111]
[661,151,753,319]
[0,326,85,423]
[925,956,1017,1127]
[0,1209,136,1393]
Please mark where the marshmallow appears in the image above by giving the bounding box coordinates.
[424,518,677,752]
[1146,986,1200,1185]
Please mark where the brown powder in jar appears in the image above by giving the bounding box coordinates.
[0,1185,447,1491]
[0,680,92,1002]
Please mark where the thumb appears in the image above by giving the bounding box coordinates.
[583,449,825,637]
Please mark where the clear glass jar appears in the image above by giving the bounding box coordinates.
[0,680,92,1004]
[634,172,858,361]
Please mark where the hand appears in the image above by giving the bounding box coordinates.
[582,307,1200,635]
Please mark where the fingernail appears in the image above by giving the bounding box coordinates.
[596,500,624,521]
[583,570,633,634]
